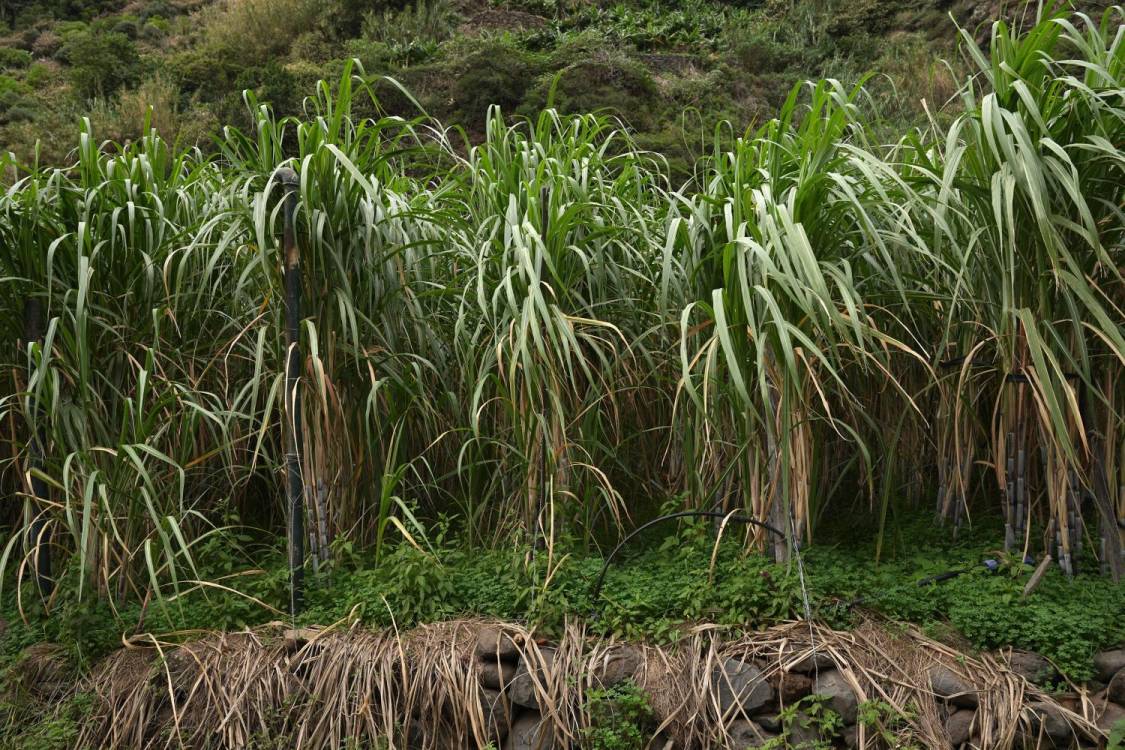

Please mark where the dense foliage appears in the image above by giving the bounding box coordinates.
[2,513,1122,683]
[0,0,1002,172]
[0,1,1121,685]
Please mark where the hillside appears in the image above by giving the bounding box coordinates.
[0,0,1109,173]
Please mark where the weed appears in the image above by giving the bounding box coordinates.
[581,680,654,750]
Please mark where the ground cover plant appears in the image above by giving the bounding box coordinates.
[0,2,1122,746]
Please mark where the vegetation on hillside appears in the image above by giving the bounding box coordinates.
[0,0,1036,173]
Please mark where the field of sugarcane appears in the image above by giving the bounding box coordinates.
[0,0,1122,688]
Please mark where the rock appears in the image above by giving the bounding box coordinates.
[1022,701,1073,748]
[479,687,514,746]
[592,644,642,688]
[770,671,813,704]
[1094,649,1125,682]
[502,712,557,750]
[789,651,835,674]
[1008,651,1055,685]
[946,709,976,746]
[929,665,979,708]
[1095,697,1125,737]
[1053,692,1081,714]
[813,669,858,725]
[476,626,520,663]
[509,647,556,710]
[727,719,775,748]
[714,658,774,718]
[788,711,823,747]
[1108,669,1125,706]
[754,713,781,733]
[480,660,517,690]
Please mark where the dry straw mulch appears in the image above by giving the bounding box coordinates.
[69,617,1105,749]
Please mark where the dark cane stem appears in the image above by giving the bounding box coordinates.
[279,168,304,616]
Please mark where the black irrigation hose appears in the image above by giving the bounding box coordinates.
[588,511,788,617]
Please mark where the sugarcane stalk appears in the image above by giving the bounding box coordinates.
[1012,427,1021,550]
[22,297,52,597]
[279,167,305,616]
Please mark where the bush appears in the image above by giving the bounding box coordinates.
[582,680,655,750]
[166,44,244,102]
[234,61,298,113]
[140,18,168,44]
[138,0,175,23]
[0,73,35,124]
[0,47,33,69]
[111,14,140,39]
[60,29,140,98]
[201,0,321,69]
[532,49,659,129]
[447,37,546,126]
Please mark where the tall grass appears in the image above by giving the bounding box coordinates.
[0,6,1121,611]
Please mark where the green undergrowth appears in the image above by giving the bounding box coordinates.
[2,514,1122,683]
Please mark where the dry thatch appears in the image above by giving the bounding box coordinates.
[69,618,1106,749]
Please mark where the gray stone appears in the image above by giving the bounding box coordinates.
[479,687,514,745]
[1095,698,1125,737]
[714,658,774,718]
[727,719,774,748]
[929,665,979,708]
[789,651,835,674]
[787,711,823,747]
[480,660,517,690]
[1022,701,1073,748]
[476,626,520,663]
[812,669,858,725]
[509,647,557,710]
[1108,670,1125,706]
[1008,651,1055,685]
[946,709,976,746]
[754,713,781,733]
[1094,649,1125,683]
[593,644,643,688]
[502,712,557,750]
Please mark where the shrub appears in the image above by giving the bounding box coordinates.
[111,14,140,39]
[166,44,245,102]
[60,29,140,98]
[0,47,32,69]
[234,61,298,113]
[728,30,804,74]
[581,680,655,750]
[140,18,168,44]
[0,73,35,124]
[138,0,175,23]
[447,37,546,126]
[90,74,210,145]
[531,49,659,129]
[201,0,321,69]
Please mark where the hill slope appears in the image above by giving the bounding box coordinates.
[0,0,1114,167]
